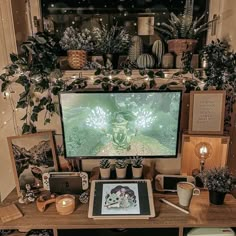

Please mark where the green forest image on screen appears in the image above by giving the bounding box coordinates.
[60,92,181,157]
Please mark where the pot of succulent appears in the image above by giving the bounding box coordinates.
[99,159,111,179]
[154,0,218,55]
[115,159,128,179]
[93,23,132,69]
[199,167,234,205]
[59,26,94,69]
[131,156,143,179]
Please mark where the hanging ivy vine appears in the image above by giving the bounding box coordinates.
[0,33,235,134]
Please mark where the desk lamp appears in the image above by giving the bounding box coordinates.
[194,142,213,172]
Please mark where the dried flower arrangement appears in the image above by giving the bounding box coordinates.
[59,26,94,52]
[93,23,132,54]
[199,167,234,193]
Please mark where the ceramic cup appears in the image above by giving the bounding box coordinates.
[177,182,200,207]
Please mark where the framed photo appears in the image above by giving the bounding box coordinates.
[7,131,58,196]
[188,90,226,134]
[88,179,155,219]
[53,134,72,171]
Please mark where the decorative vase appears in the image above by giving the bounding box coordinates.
[136,54,155,69]
[128,35,143,63]
[115,167,127,179]
[67,50,87,69]
[167,39,198,55]
[161,53,174,69]
[103,53,120,69]
[99,167,111,180]
[209,190,226,205]
[132,166,143,179]
[152,39,165,68]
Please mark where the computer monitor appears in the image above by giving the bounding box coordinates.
[59,90,182,159]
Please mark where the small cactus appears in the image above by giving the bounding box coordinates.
[99,159,111,169]
[131,156,143,168]
[115,159,128,169]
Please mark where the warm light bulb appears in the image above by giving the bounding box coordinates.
[62,200,66,206]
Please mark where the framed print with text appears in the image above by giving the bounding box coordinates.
[188,90,226,135]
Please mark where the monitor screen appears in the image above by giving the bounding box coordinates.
[59,90,182,159]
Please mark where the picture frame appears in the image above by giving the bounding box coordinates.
[7,131,58,196]
[88,179,155,219]
[53,134,71,171]
[188,90,226,135]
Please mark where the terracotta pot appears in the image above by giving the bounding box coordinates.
[209,190,226,205]
[167,39,198,55]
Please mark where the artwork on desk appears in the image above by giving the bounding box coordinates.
[88,179,155,219]
[101,183,140,215]
[7,131,58,196]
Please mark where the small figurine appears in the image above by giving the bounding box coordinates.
[25,184,36,203]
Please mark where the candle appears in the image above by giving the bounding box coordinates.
[56,194,75,215]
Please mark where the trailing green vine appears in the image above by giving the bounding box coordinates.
[1,35,235,134]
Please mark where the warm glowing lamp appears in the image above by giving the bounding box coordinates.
[194,142,213,172]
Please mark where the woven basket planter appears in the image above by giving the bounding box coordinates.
[67,50,87,69]
[167,39,198,55]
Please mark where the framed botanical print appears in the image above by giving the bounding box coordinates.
[188,90,226,134]
[7,131,58,196]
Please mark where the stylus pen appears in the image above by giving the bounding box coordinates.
[159,198,189,214]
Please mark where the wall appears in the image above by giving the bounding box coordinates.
[0,0,17,69]
[207,0,236,49]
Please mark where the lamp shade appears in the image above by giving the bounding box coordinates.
[138,16,154,35]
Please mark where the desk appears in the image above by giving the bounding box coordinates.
[1,190,236,236]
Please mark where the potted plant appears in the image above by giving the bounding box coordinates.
[59,26,94,69]
[154,0,218,55]
[131,156,143,179]
[199,167,234,205]
[99,159,111,179]
[115,159,128,179]
[93,23,132,68]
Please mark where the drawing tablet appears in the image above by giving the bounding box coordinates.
[88,179,155,219]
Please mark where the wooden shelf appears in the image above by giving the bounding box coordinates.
[1,189,236,236]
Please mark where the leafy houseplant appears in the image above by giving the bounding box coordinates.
[199,167,234,205]
[200,39,236,130]
[115,159,128,179]
[154,0,217,55]
[93,23,132,68]
[99,159,111,179]
[131,156,143,168]
[59,27,94,69]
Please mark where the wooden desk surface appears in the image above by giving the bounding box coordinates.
[0,189,236,231]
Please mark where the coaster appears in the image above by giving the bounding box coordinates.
[0,204,23,223]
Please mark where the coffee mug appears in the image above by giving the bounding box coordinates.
[177,181,200,207]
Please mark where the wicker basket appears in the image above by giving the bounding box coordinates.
[167,39,198,55]
[67,50,87,69]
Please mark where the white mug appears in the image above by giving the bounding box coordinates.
[177,181,200,207]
